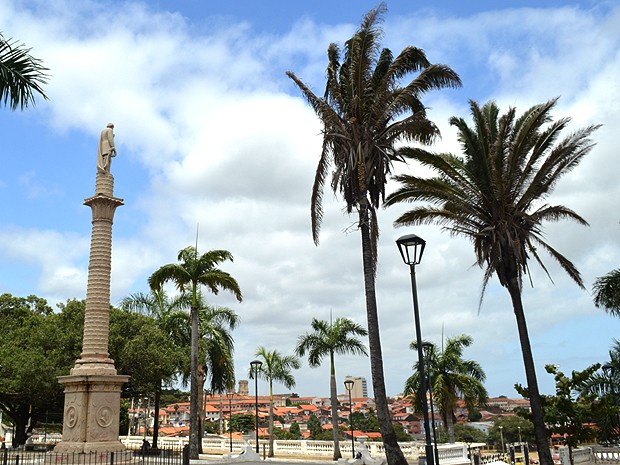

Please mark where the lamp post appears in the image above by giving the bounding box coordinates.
[397,233,434,465]
[227,391,234,452]
[517,426,522,444]
[250,360,262,454]
[422,342,440,465]
[344,379,355,458]
[499,426,505,454]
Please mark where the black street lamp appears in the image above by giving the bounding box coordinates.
[250,360,262,454]
[227,391,234,452]
[499,426,505,454]
[397,233,434,465]
[344,379,355,458]
[422,342,440,465]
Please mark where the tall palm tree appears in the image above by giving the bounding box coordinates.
[296,317,368,459]
[593,269,620,315]
[386,98,600,465]
[251,347,301,457]
[286,6,460,463]
[1,32,48,110]
[404,335,487,443]
[149,246,242,459]
[120,289,189,449]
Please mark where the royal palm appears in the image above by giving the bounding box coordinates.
[286,5,460,463]
[251,347,300,457]
[296,317,368,459]
[149,246,242,459]
[386,98,599,465]
[405,335,487,443]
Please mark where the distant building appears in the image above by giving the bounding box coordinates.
[238,380,249,396]
[344,376,367,398]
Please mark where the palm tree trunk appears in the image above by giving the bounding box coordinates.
[189,305,200,459]
[446,409,455,443]
[330,352,342,460]
[268,382,274,457]
[506,281,553,465]
[197,367,206,454]
[358,203,408,465]
[153,381,161,449]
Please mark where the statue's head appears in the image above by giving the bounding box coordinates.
[107,123,114,128]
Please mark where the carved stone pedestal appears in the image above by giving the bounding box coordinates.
[54,374,129,454]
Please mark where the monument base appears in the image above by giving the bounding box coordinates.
[45,449,134,465]
[54,373,129,455]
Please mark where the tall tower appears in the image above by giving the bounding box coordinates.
[54,124,129,454]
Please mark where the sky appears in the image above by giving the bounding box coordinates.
[1,0,619,401]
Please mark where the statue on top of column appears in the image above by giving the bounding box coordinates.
[97,123,116,173]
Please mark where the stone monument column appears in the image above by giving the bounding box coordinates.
[54,124,129,455]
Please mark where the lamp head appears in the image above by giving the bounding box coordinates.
[396,234,426,265]
[250,359,263,370]
[344,379,354,392]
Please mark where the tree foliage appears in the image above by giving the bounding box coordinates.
[593,269,620,315]
[0,32,48,110]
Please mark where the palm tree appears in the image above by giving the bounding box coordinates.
[404,335,487,443]
[148,246,242,459]
[120,289,189,449]
[296,317,368,459]
[1,32,48,110]
[593,269,620,315]
[385,98,600,465]
[286,6,460,463]
[251,347,301,457]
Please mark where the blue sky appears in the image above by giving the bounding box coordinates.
[1,0,619,400]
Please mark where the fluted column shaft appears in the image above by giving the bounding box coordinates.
[72,171,123,375]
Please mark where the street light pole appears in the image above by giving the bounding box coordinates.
[250,360,262,454]
[344,380,355,458]
[227,391,234,452]
[518,426,522,444]
[499,426,505,454]
[422,342,440,465]
[397,234,434,465]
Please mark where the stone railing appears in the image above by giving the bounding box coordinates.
[120,436,469,463]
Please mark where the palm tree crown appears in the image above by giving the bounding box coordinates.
[405,335,487,443]
[593,269,620,315]
[386,98,599,465]
[149,246,242,306]
[1,32,48,110]
[296,317,368,460]
[287,2,461,255]
[387,98,599,295]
